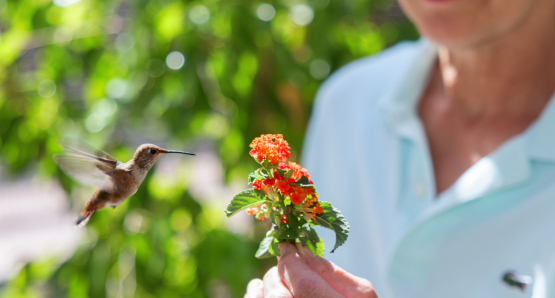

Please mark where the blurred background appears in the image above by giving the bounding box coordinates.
[0,0,418,297]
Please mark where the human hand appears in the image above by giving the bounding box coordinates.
[244,242,377,298]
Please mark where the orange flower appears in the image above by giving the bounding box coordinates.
[249,134,291,164]
[247,203,266,215]
[302,202,323,221]
[246,206,259,215]
[246,204,269,221]
[314,202,323,214]
[280,213,288,224]
[287,185,317,205]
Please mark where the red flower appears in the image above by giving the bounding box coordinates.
[249,134,291,164]
[253,180,263,190]
[253,178,277,188]
[290,191,304,205]
[265,178,277,186]
[276,181,289,191]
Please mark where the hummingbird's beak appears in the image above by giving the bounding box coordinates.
[164,150,196,156]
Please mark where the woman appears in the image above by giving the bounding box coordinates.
[246,0,555,296]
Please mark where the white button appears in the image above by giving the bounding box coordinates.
[415,183,425,197]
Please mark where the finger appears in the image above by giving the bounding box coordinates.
[245,279,264,298]
[263,266,293,298]
[278,243,342,298]
[296,243,377,298]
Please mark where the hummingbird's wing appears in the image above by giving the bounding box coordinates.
[53,139,119,191]
[61,137,118,162]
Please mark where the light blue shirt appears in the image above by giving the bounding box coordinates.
[303,39,555,298]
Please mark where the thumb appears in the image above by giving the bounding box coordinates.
[277,243,342,298]
[296,242,377,298]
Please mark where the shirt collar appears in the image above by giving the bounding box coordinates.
[377,37,555,204]
[377,38,437,142]
[377,38,439,200]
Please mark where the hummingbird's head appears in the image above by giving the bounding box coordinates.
[133,144,195,170]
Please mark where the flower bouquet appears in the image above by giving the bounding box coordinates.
[225,134,349,258]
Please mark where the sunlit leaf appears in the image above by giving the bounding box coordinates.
[314,201,350,253]
[224,189,268,217]
[255,235,274,259]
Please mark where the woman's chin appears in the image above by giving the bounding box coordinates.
[399,0,495,48]
[416,19,488,48]
[400,0,547,49]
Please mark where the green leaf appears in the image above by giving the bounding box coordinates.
[283,169,294,180]
[256,168,269,178]
[287,213,300,229]
[313,201,349,253]
[284,197,291,206]
[307,237,325,257]
[289,176,314,187]
[274,226,299,240]
[274,214,301,241]
[300,224,319,244]
[276,167,287,177]
[261,159,272,169]
[295,176,310,184]
[255,235,274,259]
[269,237,280,257]
[248,168,269,184]
[254,189,267,197]
[269,212,277,227]
[224,189,268,217]
[248,172,256,184]
[299,225,325,257]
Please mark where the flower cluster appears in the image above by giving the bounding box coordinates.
[226,134,350,259]
[249,134,291,164]
[247,134,323,223]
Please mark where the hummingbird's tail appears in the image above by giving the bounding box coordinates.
[76,210,95,228]
[75,190,106,228]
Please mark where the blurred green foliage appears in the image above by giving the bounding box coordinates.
[0,0,417,297]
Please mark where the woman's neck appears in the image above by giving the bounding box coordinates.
[435,4,555,119]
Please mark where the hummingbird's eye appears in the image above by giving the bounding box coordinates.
[150,149,157,154]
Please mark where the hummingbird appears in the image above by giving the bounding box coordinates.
[53,141,195,227]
